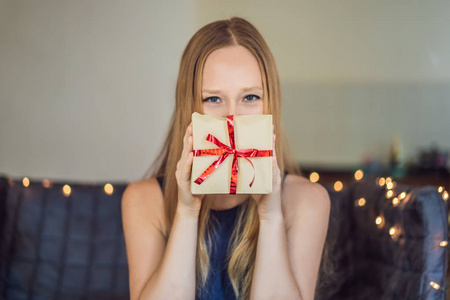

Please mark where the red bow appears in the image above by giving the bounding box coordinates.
[193,115,272,194]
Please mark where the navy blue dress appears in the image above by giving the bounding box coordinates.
[156,176,238,300]
[196,205,239,300]
[156,172,288,299]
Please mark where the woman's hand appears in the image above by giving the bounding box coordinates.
[255,126,283,220]
[175,122,204,217]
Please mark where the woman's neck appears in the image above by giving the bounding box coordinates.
[205,194,249,210]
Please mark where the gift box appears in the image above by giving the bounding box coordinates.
[191,112,273,194]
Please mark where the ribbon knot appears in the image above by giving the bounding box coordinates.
[192,115,272,194]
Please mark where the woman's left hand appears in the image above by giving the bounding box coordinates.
[255,126,283,221]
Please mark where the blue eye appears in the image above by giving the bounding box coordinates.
[202,97,220,103]
[244,95,261,101]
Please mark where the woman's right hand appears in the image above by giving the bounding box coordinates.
[175,122,204,217]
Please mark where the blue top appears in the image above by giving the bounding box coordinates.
[156,176,238,300]
[196,205,240,300]
[155,172,287,299]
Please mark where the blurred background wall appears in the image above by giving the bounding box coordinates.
[1,0,449,182]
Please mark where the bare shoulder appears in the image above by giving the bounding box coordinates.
[121,177,167,236]
[281,174,331,299]
[121,177,168,299]
[281,174,331,231]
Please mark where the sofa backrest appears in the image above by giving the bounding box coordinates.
[0,177,129,300]
[317,179,448,300]
[0,176,448,300]
[350,180,448,299]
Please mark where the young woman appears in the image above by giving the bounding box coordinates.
[122,17,330,300]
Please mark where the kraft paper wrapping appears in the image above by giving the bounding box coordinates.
[190,112,273,194]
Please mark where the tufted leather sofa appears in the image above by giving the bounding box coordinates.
[0,176,129,300]
[0,174,447,300]
[315,179,448,300]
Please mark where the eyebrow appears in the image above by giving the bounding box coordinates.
[202,86,263,94]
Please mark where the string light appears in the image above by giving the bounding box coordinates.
[42,179,52,188]
[12,173,446,215]
[386,181,394,190]
[309,172,319,183]
[440,241,448,247]
[357,198,366,206]
[386,190,394,199]
[104,183,114,195]
[430,281,440,290]
[392,197,399,206]
[334,181,343,192]
[354,169,364,181]
[375,216,383,227]
[62,185,71,197]
[389,227,396,238]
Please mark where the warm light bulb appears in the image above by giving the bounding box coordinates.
[389,227,396,236]
[440,241,448,247]
[42,179,52,188]
[443,191,449,201]
[334,181,343,192]
[357,198,366,206]
[386,190,394,199]
[438,186,444,193]
[378,177,386,186]
[309,172,319,183]
[375,216,383,225]
[430,281,440,290]
[104,183,114,195]
[392,197,399,206]
[399,192,406,199]
[386,182,394,190]
[22,177,30,187]
[386,177,392,184]
[354,169,364,181]
[63,185,71,197]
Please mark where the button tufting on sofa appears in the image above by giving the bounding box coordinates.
[0,175,447,300]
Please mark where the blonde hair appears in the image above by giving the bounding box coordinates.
[143,17,301,299]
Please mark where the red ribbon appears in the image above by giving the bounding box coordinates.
[193,115,272,194]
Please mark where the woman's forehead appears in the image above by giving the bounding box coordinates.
[202,46,263,91]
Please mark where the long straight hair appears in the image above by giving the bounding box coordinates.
[143,17,301,299]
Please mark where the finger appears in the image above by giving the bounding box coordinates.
[187,134,193,152]
[272,136,281,183]
[181,125,193,159]
[180,122,194,180]
[184,123,194,159]
[181,151,194,182]
[180,138,191,170]
[272,133,276,153]
[183,122,193,144]
[272,133,277,163]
